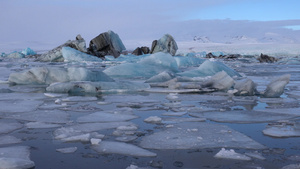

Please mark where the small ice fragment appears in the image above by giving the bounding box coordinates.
[56,147,77,153]
[166,93,180,102]
[116,125,138,131]
[263,74,290,98]
[97,101,111,105]
[144,116,162,123]
[62,134,91,142]
[91,138,102,145]
[214,148,251,161]
[55,99,62,104]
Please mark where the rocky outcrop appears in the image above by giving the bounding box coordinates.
[257,53,277,63]
[150,34,178,56]
[132,46,150,56]
[38,34,87,62]
[87,30,126,58]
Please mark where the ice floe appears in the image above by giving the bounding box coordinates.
[56,147,78,153]
[92,141,157,157]
[0,121,23,134]
[77,112,138,123]
[140,122,265,149]
[0,146,35,169]
[25,122,61,129]
[263,121,300,138]
[0,135,22,145]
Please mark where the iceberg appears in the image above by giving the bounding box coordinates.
[103,52,179,79]
[263,74,290,98]
[178,60,241,77]
[234,78,257,96]
[150,34,178,56]
[46,81,150,93]
[62,47,102,62]
[140,122,265,149]
[203,71,234,91]
[173,55,205,68]
[21,47,36,56]
[92,141,157,157]
[5,51,25,59]
[8,67,113,85]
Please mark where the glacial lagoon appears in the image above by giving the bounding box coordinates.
[1,46,300,168]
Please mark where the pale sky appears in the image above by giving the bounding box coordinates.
[1,0,300,51]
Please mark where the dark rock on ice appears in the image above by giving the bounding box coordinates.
[87,30,126,58]
[38,34,87,62]
[257,53,277,63]
[132,46,150,56]
[206,53,242,59]
[150,34,178,56]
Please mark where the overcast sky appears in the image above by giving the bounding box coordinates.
[1,0,300,51]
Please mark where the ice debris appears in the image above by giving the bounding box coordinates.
[140,122,265,149]
[263,74,290,98]
[178,60,241,77]
[0,146,35,169]
[150,34,178,56]
[234,78,257,96]
[92,141,157,157]
[263,122,300,138]
[214,148,251,161]
[8,67,113,85]
[91,138,102,145]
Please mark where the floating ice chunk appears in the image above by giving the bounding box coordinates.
[91,138,102,145]
[263,122,300,138]
[144,116,162,123]
[77,112,138,123]
[0,135,22,145]
[104,52,179,78]
[56,147,77,153]
[0,146,35,169]
[62,133,91,142]
[116,125,138,131]
[25,122,61,129]
[46,81,150,93]
[178,60,241,77]
[145,71,175,83]
[204,71,234,91]
[245,151,266,160]
[8,67,113,85]
[92,141,157,157]
[173,55,205,67]
[0,122,23,134]
[62,47,102,62]
[214,148,251,161]
[263,74,290,98]
[21,47,36,55]
[140,122,265,149]
[165,93,180,102]
[234,78,257,96]
[162,111,187,116]
[151,34,178,56]
[9,110,70,124]
[115,136,138,142]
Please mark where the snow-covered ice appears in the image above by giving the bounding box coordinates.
[214,148,251,161]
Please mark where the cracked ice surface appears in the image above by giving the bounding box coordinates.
[140,122,265,150]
